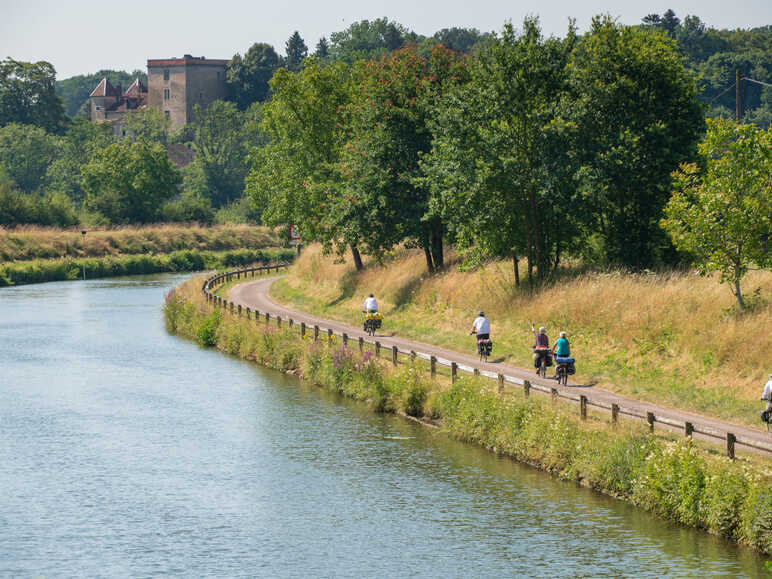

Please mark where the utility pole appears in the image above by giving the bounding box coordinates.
[736,69,742,122]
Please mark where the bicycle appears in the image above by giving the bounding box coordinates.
[363,312,382,336]
[533,347,552,378]
[554,356,575,385]
[476,335,493,363]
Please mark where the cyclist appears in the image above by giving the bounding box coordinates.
[531,323,551,374]
[470,311,491,357]
[552,331,570,358]
[363,293,378,314]
[763,373,772,413]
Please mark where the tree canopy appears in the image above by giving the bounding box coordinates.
[0,58,66,133]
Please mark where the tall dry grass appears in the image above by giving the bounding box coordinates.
[0,224,281,262]
[274,244,772,425]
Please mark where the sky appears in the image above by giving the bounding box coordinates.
[2,0,771,80]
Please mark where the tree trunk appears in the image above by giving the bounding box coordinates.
[350,245,363,271]
[513,254,520,288]
[734,276,745,311]
[553,242,561,275]
[430,220,444,271]
[424,246,435,274]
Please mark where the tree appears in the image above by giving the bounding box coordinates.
[0,123,59,192]
[285,31,309,71]
[339,45,467,272]
[329,18,419,63]
[188,100,250,208]
[315,37,330,59]
[422,18,577,283]
[570,16,704,268]
[120,106,170,144]
[662,119,772,310]
[427,27,491,54]
[226,43,281,109]
[0,58,66,133]
[81,140,181,223]
[244,58,359,263]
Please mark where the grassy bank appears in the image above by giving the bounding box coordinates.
[0,224,280,261]
[0,248,294,286]
[165,274,772,556]
[270,245,772,429]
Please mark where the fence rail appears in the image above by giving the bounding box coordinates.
[202,265,772,459]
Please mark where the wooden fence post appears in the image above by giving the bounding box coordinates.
[342,333,348,346]
[410,350,416,362]
[237,304,242,317]
[524,380,531,398]
[611,403,619,425]
[301,322,306,337]
[392,345,398,366]
[497,374,504,394]
[551,387,558,401]
[580,395,587,420]
[327,328,333,345]
[647,412,655,433]
[314,325,319,342]
[727,433,736,459]
[430,356,436,378]
[358,336,364,352]
[375,342,381,357]
[246,307,251,319]
[229,302,234,314]
[265,312,270,324]
[276,316,281,327]
[289,318,294,328]
[451,362,458,383]
[473,368,480,377]
[685,422,693,437]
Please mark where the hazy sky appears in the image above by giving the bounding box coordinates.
[2,0,771,79]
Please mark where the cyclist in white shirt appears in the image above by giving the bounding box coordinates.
[762,373,772,411]
[363,294,378,313]
[471,311,490,341]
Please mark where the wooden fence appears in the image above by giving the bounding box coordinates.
[202,264,772,459]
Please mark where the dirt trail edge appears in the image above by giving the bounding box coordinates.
[230,276,772,457]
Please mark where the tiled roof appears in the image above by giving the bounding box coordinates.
[89,77,120,98]
[123,78,147,96]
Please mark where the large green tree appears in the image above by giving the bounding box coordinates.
[662,118,772,310]
[245,59,357,262]
[329,18,419,63]
[120,106,170,144]
[570,16,704,268]
[187,100,250,208]
[0,123,59,192]
[81,140,181,223]
[0,59,66,133]
[339,45,467,272]
[423,19,577,283]
[226,43,281,109]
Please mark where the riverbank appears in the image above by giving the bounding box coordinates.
[271,245,772,429]
[0,248,294,286]
[0,224,280,261]
[165,273,772,556]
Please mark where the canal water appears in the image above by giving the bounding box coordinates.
[0,274,767,577]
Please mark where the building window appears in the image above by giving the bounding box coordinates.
[199,92,203,101]
[164,110,170,118]
[163,69,169,81]
[163,88,170,100]
[95,106,101,111]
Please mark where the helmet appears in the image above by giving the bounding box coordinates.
[369,293,374,297]
[478,311,484,317]
[560,331,567,338]
[539,327,546,334]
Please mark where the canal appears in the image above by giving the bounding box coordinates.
[0,274,766,577]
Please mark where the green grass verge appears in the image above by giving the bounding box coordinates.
[0,248,295,286]
[165,280,772,556]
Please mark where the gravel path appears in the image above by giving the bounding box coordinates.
[229,276,772,458]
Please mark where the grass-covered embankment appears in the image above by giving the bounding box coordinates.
[0,248,295,287]
[165,274,772,555]
[270,245,772,429]
[0,224,294,286]
[0,224,280,261]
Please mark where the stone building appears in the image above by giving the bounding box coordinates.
[90,55,228,133]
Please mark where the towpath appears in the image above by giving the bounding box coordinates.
[230,276,772,458]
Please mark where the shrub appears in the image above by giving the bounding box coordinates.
[195,309,220,347]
